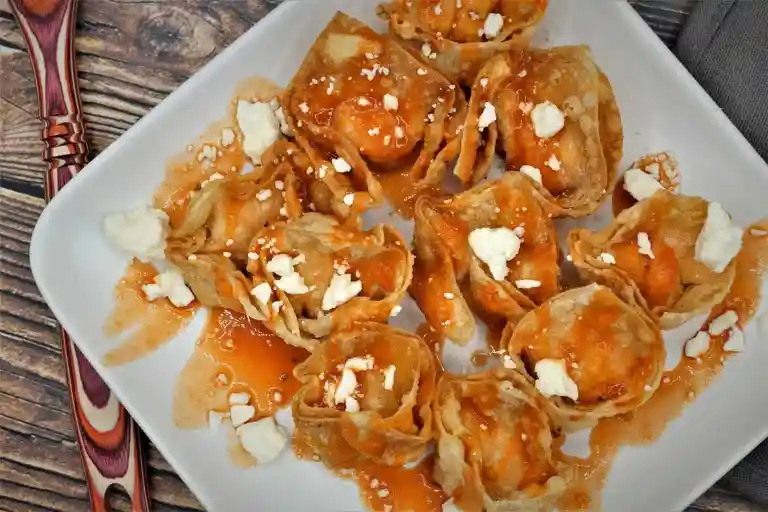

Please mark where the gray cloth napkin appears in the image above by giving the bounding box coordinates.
[676,0,768,162]
[675,0,768,505]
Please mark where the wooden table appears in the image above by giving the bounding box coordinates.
[0,1,762,510]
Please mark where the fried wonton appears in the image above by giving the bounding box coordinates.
[284,12,467,200]
[434,371,568,512]
[246,213,413,351]
[292,323,437,468]
[503,284,665,431]
[165,146,305,266]
[568,190,739,329]
[412,173,560,344]
[379,0,548,84]
[460,47,623,216]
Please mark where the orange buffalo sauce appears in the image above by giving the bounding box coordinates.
[103,259,198,366]
[356,457,446,512]
[558,222,768,511]
[612,152,680,217]
[173,308,308,432]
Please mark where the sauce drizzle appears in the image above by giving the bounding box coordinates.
[173,309,308,432]
[103,259,197,366]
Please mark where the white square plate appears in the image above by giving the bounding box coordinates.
[30,1,768,511]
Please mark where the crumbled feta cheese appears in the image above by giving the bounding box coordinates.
[390,305,402,317]
[708,310,738,336]
[443,499,462,512]
[197,144,217,163]
[519,165,542,184]
[723,327,745,352]
[383,94,399,111]
[479,77,488,89]
[343,193,355,206]
[230,404,256,427]
[598,252,616,265]
[208,410,227,431]
[444,292,455,299]
[222,251,232,258]
[274,180,284,191]
[345,356,375,372]
[256,189,273,201]
[299,102,310,113]
[266,254,295,277]
[322,273,363,311]
[637,232,655,259]
[684,331,711,358]
[534,359,578,401]
[332,157,352,173]
[236,99,281,163]
[367,127,380,136]
[434,4,442,14]
[478,102,497,131]
[468,227,521,281]
[229,392,250,405]
[236,416,288,464]
[515,279,541,289]
[141,269,195,307]
[417,68,428,76]
[483,12,504,39]
[275,272,310,295]
[518,69,528,78]
[334,368,358,404]
[545,154,561,171]
[623,169,664,201]
[695,202,743,273]
[220,128,236,147]
[104,207,169,262]
[200,172,225,188]
[345,396,361,412]
[421,43,433,58]
[378,488,390,498]
[395,126,405,139]
[250,282,272,305]
[383,365,396,390]
[530,101,565,139]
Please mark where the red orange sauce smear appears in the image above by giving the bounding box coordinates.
[102,69,768,511]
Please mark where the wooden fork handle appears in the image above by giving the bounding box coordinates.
[9,0,152,510]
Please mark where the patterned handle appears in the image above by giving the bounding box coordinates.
[9,1,152,510]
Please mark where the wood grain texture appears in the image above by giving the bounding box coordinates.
[0,0,759,511]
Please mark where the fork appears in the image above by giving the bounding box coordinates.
[8,0,152,510]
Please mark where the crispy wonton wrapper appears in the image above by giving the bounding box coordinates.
[292,323,437,467]
[458,47,623,217]
[164,144,310,318]
[567,190,738,329]
[412,173,560,345]
[434,371,569,512]
[503,284,665,431]
[246,213,413,351]
[379,0,548,84]
[284,12,467,199]
[165,143,305,266]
